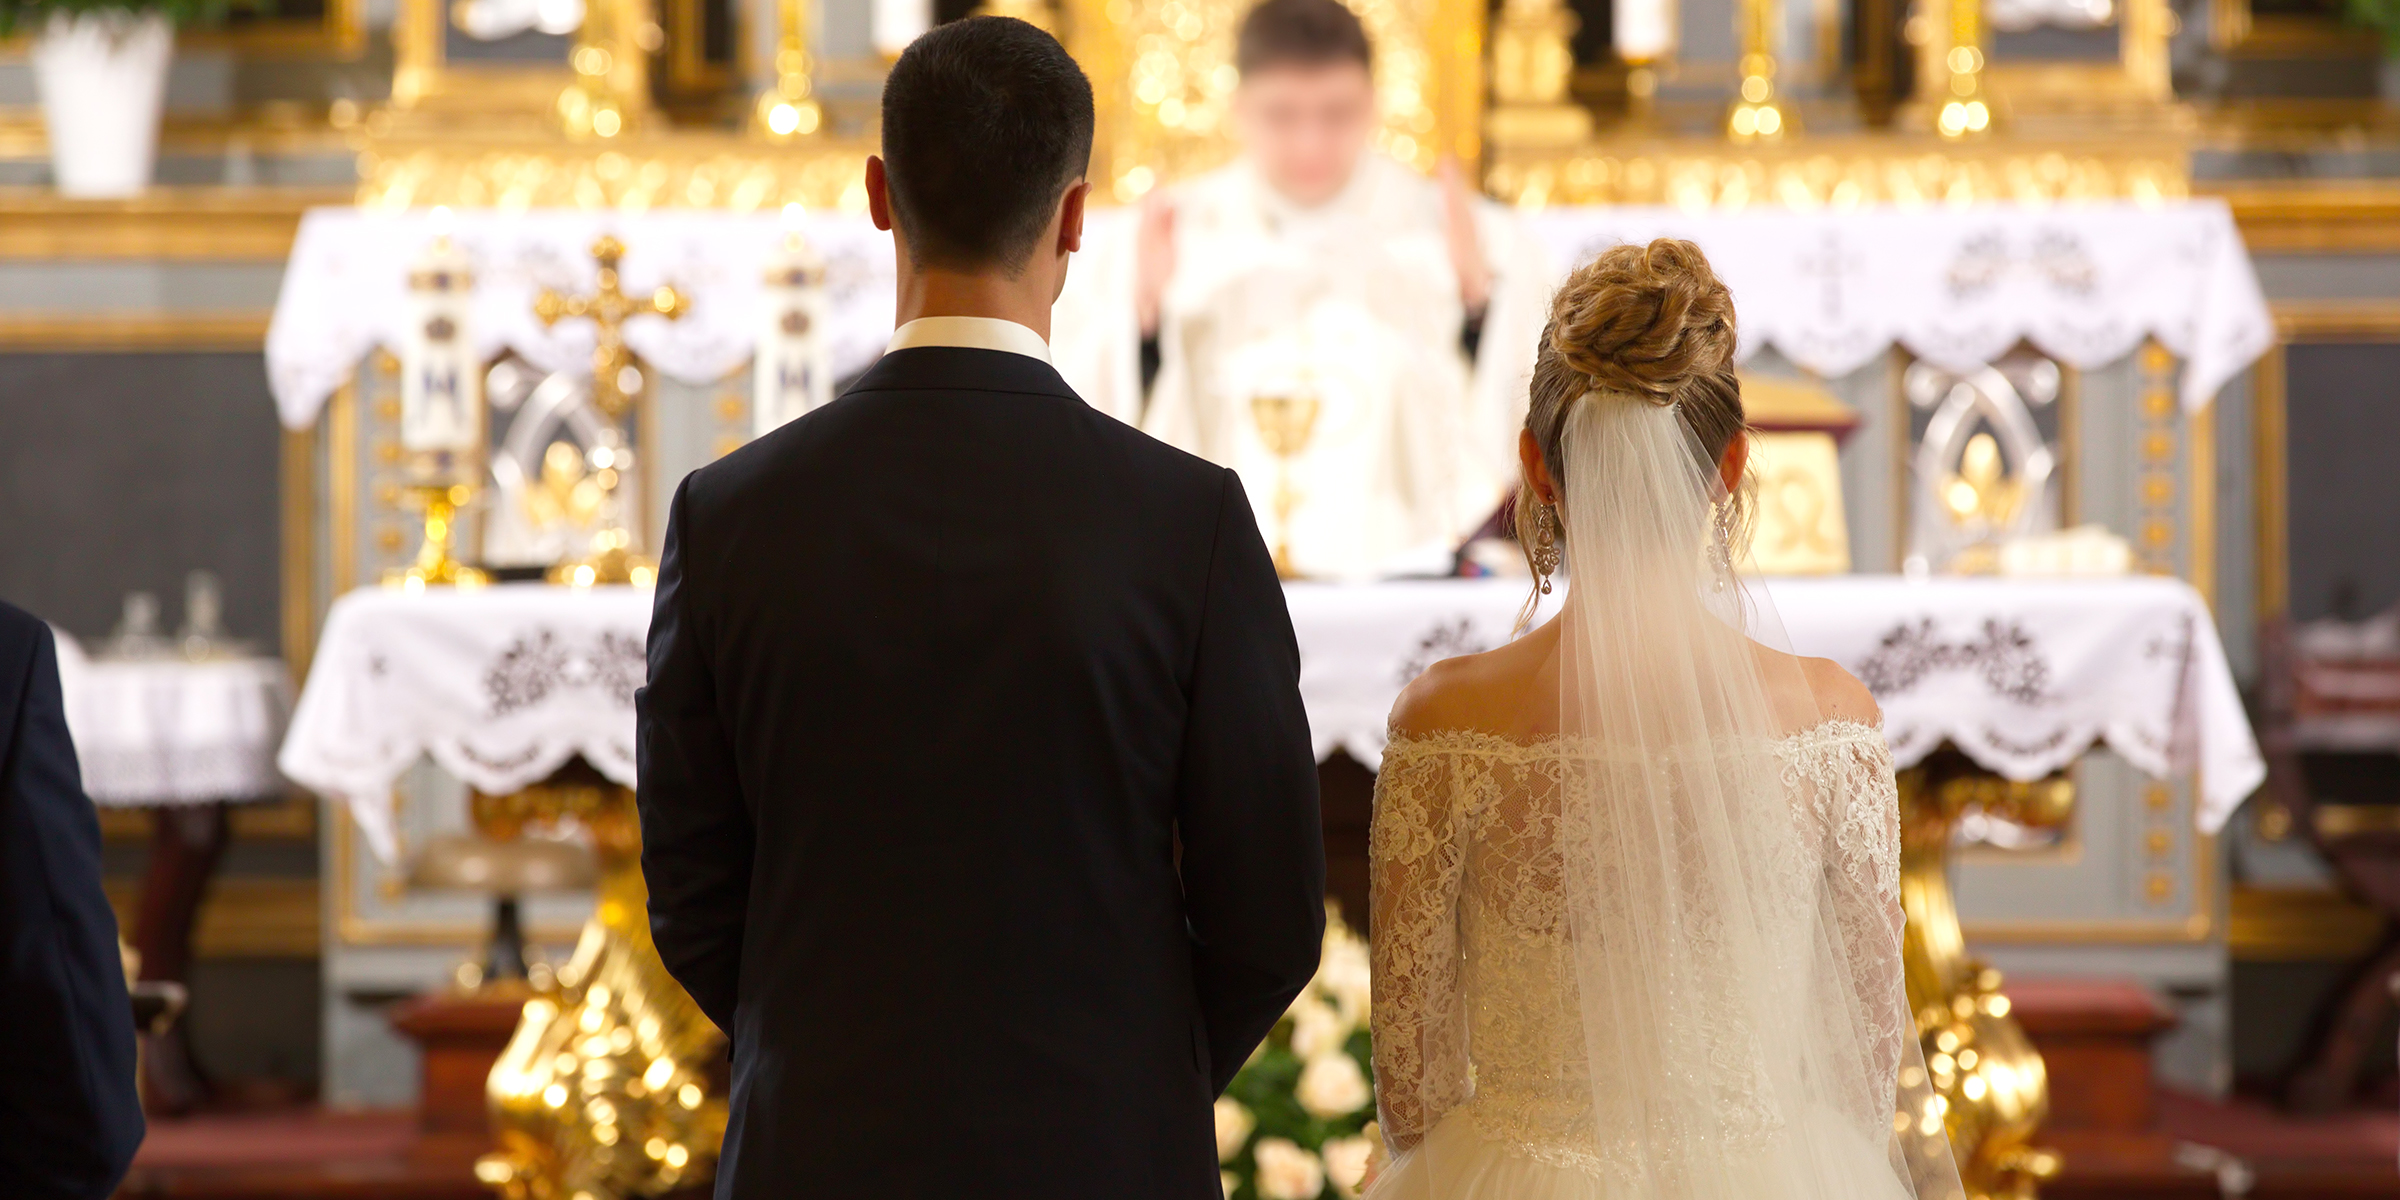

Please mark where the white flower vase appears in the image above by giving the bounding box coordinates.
[30,11,174,198]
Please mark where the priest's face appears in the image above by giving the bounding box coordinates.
[1233,60,1377,208]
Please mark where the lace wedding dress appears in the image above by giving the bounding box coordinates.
[1366,722,1914,1199]
[1362,385,1959,1200]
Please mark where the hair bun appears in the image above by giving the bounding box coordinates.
[1546,238,1736,405]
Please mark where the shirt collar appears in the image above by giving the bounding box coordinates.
[886,316,1052,364]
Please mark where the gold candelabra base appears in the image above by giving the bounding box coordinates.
[1899,750,2068,1200]
[385,483,490,590]
[470,771,727,1200]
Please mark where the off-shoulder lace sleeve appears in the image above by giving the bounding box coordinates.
[1369,737,1474,1152]
[1797,726,1908,1117]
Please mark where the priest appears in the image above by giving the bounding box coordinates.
[1053,0,1552,580]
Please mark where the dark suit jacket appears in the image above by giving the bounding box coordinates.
[637,345,1325,1199]
[0,602,144,1199]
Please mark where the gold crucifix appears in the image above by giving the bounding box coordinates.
[535,235,688,420]
[531,235,687,588]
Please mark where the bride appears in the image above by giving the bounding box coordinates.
[1366,240,1962,1200]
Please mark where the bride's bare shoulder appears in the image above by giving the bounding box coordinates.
[1749,642,1881,728]
[1388,620,1560,741]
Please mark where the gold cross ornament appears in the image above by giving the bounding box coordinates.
[534,235,688,420]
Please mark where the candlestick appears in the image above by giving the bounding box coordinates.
[752,0,824,138]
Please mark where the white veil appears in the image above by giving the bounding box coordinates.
[1376,381,1964,1200]
[1543,389,1961,1199]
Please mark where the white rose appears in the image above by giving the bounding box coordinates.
[1252,1137,1327,1200]
[1295,1052,1373,1119]
[1321,1135,1374,1197]
[1289,995,1352,1061]
[1318,936,1372,1025]
[1222,1170,1239,1199]
[1213,1097,1256,1163]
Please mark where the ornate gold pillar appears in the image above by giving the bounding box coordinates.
[473,774,728,1200]
[1898,752,2064,1200]
[1486,0,1592,148]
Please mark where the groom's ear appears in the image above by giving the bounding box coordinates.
[865,155,894,233]
[1057,178,1091,256]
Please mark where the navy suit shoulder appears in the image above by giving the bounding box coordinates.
[0,602,144,1200]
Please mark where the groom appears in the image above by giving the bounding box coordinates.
[637,15,1325,1198]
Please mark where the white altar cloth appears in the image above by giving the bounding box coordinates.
[265,201,2270,430]
[265,209,899,429]
[1288,575,2259,828]
[284,574,2259,862]
[1521,201,2269,412]
[51,637,291,806]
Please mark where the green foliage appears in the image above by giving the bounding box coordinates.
[2349,0,2400,55]
[1218,1023,1378,1200]
[0,0,258,37]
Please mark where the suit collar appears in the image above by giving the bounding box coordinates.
[843,345,1084,403]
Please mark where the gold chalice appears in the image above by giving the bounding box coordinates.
[1249,390,1322,580]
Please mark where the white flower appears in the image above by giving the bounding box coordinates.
[1222,1170,1239,1199]
[1321,1135,1374,1197]
[1295,1052,1373,1119]
[1289,995,1353,1061]
[1253,1137,1327,1200]
[1213,1097,1256,1163]
[1318,934,1372,1025]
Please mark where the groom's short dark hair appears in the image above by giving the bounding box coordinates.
[881,16,1095,275]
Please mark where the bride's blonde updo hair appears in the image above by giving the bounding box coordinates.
[1515,237,1750,572]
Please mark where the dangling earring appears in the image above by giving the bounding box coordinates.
[1706,499,1736,591]
[1531,500,1562,594]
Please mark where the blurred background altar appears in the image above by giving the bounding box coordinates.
[0,0,2397,1189]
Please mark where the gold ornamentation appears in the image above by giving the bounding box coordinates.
[1727,0,1796,140]
[533,236,686,586]
[753,0,826,139]
[1250,389,1323,580]
[386,482,493,589]
[559,0,663,140]
[2133,341,2179,576]
[1487,0,1591,147]
[472,777,729,1200]
[1484,136,2189,208]
[1898,755,2065,1200]
[356,138,873,212]
[977,0,1057,31]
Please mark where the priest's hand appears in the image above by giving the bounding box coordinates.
[1135,192,1177,337]
[1438,158,1492,318]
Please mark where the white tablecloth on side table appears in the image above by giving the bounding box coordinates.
[52,636,291,807]
[279,584,650,861]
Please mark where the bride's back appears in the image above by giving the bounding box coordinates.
[1365,239,1921,1199]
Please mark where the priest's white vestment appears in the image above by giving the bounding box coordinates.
[1054,155,1553,580]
